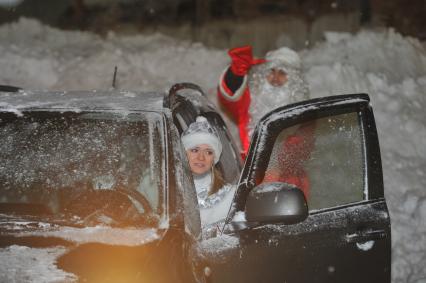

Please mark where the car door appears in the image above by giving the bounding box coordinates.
[201,94,391,283]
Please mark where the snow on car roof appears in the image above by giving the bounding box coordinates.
[0,89,166,114]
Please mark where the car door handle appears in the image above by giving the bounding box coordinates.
[345,229,387,243]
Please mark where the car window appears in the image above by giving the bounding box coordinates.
[0,111,164,226]
[263,112,365,211]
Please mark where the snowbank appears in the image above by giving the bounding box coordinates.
[0,245,77,283]
[0,18,228,92]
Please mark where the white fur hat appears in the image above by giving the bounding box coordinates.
[181,116,222,164]
[265,47,301,69]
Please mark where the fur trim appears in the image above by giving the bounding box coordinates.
[218,68,248,102]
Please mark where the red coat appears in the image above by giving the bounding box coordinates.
[217,45,315,199]
[218,72,252,154]
[217,46,264,155]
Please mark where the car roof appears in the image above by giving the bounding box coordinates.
[0,89,166,113]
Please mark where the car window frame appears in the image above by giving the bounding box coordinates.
[168,87,243,186]
[165,113,202,238]
[232,93,384,214]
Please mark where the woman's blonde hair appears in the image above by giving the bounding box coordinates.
[209,167,225,196]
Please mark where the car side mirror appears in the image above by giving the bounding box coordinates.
[245,182,308,225]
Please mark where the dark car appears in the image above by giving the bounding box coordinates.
[0,83,390,282]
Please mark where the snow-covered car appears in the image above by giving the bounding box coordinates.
[0,83,390,282]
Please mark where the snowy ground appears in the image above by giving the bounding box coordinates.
[0,18,425,283]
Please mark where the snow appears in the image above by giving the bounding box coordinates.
[0,89,165,113]
[356,240,375,251]
[0,215,161,246]
[28,226,160,246]
[251,182,297,193]
[0,18,425,282]
[0,245,77,283]
[0,18,227,93]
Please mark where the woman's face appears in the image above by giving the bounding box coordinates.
[186,144,215,175]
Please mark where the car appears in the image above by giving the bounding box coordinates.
[0,83,391,282]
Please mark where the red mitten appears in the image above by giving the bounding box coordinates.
[228,46,266,76]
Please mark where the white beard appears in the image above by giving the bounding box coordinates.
[247,62,310,135]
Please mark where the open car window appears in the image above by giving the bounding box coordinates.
[205,113,242,185]
[168,83,242,186]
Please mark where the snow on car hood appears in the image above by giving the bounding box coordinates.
[0,214,161,247]
[0,245,77,283]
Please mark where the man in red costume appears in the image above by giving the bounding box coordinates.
[217,45,313,197]
[217,45,310,156]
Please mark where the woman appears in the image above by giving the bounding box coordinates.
[181,116,235,225]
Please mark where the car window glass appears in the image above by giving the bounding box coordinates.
[263,112,364,211]
[135,117,164,210]
[0,111,164,225]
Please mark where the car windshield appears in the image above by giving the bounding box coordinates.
[0,110,164,228]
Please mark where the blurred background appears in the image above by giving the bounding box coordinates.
[0,0,425,55]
